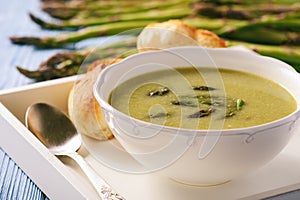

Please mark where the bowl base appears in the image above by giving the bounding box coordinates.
[170,178,231,187]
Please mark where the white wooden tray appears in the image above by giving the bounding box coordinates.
[1,76,300,200]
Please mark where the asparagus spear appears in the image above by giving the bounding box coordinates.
[16,37,137,80]
[10,20,151,48]
[186,16,300,45]
[227,40,300,71]
[41,8,77,20]
[30,7,192,29]
[40,0,69,2]
[193,2,300,20]
[43,0,192,10]
[256,18,300,32]
[197,0,300,6]
[183,17,248,31]
[42,0,193,19]
[220,26,300,45]
[42,0,173,10]
[41,0,192,19]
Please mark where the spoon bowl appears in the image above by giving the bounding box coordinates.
[26,102,125,200]
[26,102,81,154]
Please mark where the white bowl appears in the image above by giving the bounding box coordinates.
[94,46,300,185]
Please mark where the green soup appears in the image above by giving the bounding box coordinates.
[109,67,297,129]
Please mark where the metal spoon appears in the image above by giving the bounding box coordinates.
[25,102,125,200]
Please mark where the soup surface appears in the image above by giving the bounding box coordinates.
[109,67,296,129]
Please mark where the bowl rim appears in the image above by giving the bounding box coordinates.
[93,46,300,136]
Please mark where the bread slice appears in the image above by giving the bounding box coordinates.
[68,58,121,140]
[137,20,226,52]
[195,29,226,48]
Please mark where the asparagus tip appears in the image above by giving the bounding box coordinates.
[10,36,33,44]
[29,13,64,30]
[29,13,46,27]
[10,36,41,46]
[10,36,61,49]
[16,66,41,80]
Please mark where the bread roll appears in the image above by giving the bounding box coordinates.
[195,29,226,48]
[68,58,121,140]
[137,20,226,52]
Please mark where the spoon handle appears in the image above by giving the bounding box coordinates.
[67,152,125,200]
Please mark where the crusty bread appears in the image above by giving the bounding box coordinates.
[68,58,121,140]
[195,29,226,48]
[137,20,198,51]
[137,20,226,51]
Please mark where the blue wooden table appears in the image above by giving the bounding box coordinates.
[0,0,60,199]
[1,0,300,199]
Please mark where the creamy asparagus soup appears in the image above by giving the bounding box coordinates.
[109,67,297,129]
